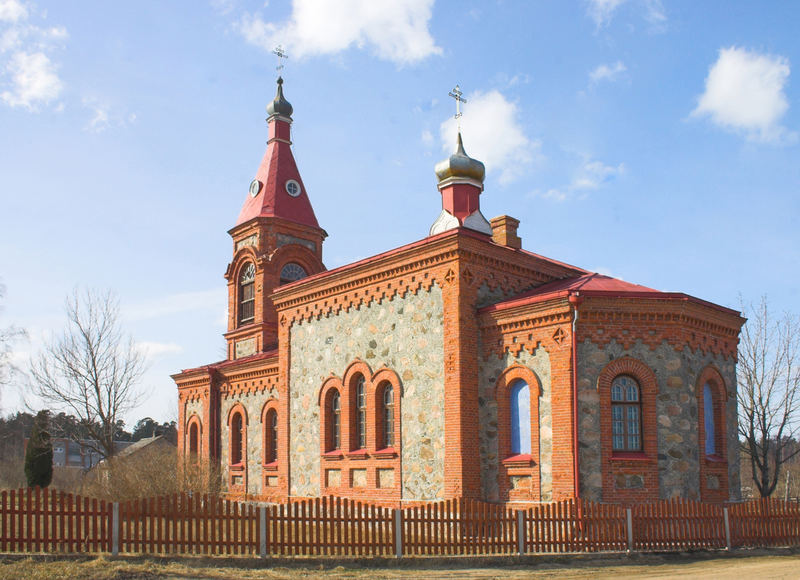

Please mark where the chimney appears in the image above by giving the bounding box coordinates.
[490,215,521,249]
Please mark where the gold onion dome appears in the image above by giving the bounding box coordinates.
[435,132,485,184]
[266,76,293,118]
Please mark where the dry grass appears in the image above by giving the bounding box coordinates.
[2,549,800,580]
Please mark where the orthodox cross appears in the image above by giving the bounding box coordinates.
[448,84,467,131]
[272,45,288,74]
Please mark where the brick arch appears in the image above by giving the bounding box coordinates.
[370,367,402,452]
[260,398,279,466]
[318,377,343,454]
[493,364,543,501]
[696,365,729,502]
[226,402,248,493]
[270,244,324,278]
[229,254,259,329]
[343,361,372,452]
[596,356,659,503]
[186,414,202,459]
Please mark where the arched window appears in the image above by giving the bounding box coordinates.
[611,375,641,451]
[231,411,244,464]
[264,408,278,464]
[703,382,716,456]
[355,376,366,449]
[188,421,199,459]
[238,263,256,325]
[510,380,531,455]
[381,383,395,449]
[329,390,341,451]
[279,262,308,286]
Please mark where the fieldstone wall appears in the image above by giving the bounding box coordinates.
[184,399,203,424]
[219,389,278,496]
[288,285,445,499]
[477,345,552,502]
[577,339,740,502]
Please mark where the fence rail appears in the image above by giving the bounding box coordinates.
[3,488,800,557]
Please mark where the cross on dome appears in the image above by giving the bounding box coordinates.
[272,45,288,75]
[448,84,467,132]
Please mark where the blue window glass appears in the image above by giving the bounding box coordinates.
[510,380,531,455]
[704,383,716,456]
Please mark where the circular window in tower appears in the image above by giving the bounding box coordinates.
[280,262,307,285]
[285,179,301,197]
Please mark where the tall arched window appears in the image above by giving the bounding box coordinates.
[510,380,531,455]
[238,263,256,325]
[329,390,341,451]
[188,421,199,460]
[264,408,278,464]
[231,411,244,465]
[381,383,395,449]
[703,382,716,456]
[279,262,308,286]
[355,376,366,449]
[611,375,641,451]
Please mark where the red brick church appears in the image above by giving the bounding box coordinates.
[174,78,744,506]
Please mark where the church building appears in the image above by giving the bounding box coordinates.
[173,78,744,506]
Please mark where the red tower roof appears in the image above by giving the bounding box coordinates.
[235,78,321,229]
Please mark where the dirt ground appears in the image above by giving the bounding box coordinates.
[1,549,799,579]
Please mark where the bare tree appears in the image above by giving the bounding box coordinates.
[30,289,146,459]
[738,296,800,497]
[0,281,26,402]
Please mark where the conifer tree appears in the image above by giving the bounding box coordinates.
[24,410,53,488]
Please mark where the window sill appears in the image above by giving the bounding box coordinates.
[230,463,245,471]
[610,452,654,463]
[262,462,278,471]
[374,447,398,459]
[704,455,727,465]
[347,449,369,460]
[503,454,534,467]
[322,451,343,461]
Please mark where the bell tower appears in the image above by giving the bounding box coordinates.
[224,77,327,360]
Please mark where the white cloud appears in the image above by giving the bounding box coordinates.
[1,50,61,109]
[81,97,137,133]
[0,0,27,23]
[421,129,433,146]
[0,0,66,111]
[589,61,626,84]
[586,0,665,30]
[440,90,539,185]
[532,157,624,202]
[136,341,184,359]
[693,47,794,144]
[238,0,441,65]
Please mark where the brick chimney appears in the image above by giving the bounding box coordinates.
[490,215,521,249]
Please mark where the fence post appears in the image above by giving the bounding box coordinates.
[394,509,403,558]
[112,502,119,556]
[516,510,525,556]
[723,507,731,551]
[626,508,634,553]
[259,506,267,558]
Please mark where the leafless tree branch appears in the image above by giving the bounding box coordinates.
[738,296,800,497]
[29,289,146,459]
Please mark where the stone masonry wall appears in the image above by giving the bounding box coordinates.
[577,339,740,502]
[478,346,552,502]
[288,285,445,499]
[219,388,279,496]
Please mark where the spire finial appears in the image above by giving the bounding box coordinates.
[448,84,467,133]
[272,45,288,76]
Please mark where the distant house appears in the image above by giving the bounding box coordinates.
[25,438,135,470]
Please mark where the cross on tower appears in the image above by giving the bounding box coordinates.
[448,84,467,131]
[272,45,288,75]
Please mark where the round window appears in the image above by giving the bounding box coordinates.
[285,179,301,197]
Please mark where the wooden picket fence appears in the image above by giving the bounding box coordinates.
[3,488,800,557]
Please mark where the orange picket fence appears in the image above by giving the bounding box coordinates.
[3,488,800,557]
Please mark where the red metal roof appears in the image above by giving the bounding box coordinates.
[480,272,740,316]
[235,120,320,229]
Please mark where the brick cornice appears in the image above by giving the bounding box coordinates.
[272,230,582,327]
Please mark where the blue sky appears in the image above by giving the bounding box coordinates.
[1,0,798,424]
